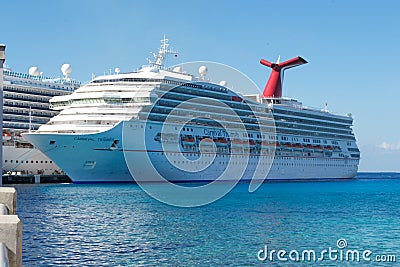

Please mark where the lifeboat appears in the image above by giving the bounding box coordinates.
[231,139,244,148]
[2,131,12,141]
[293,143,303,150]
[248,139,256,147]
[214,137,228,147]
[304,144,314,151]
[282,143,293,151]
[181,135,196,146]
[197,136,214,146]
[260,140,272,148]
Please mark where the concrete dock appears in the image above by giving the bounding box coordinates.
[2,174,72,184]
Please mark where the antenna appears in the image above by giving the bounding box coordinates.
[146,35,178,69]
[160,34,168,53]
[260,56,307,98]
[324,101,329,112]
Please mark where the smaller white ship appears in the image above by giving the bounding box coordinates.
[2,64,80,175]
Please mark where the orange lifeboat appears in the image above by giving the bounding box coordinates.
[214,137,228,147]
[260,140,273,148]
[197,136,214,146]
[248,139,256,147]
[231,139,244,148]
[2,131,12,141]
[181,135,196,146]
[293,143,303,150]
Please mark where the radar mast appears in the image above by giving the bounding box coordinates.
[146,35,178,69]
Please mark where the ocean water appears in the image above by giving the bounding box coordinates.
[11,173,400,266]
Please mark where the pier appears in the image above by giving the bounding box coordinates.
[2,174,71,184]
[0,187,22,267]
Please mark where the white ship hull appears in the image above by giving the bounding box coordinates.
[1,60,80,176]
[24,121,358,183]
[2,145,63,175]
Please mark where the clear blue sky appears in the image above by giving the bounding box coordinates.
[2,0,400,171]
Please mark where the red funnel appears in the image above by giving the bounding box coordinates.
[260,56,307,98]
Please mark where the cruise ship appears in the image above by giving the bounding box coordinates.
[2,65,80,175]
[23,38,360,183]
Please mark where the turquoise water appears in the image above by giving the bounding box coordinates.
[13,173,400,266]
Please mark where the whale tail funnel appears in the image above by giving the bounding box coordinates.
[260,56,307,98]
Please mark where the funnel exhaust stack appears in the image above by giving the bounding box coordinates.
[260,56,307,98]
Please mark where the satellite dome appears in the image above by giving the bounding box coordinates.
[61,63,72,77]
[28,66,40,76]
[115,67,120,74]
[219,80,227,87]
[199,66,208,79]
